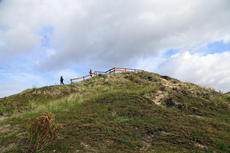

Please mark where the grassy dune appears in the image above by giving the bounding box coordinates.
[0,71,229,152]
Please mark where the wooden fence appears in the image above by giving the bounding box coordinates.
[70,67,144,83]
[70,73,95,83]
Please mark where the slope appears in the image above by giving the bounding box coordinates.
[0,71,230,152]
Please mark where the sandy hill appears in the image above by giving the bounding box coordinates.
[0,71,229,152]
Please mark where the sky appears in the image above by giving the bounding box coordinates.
[0,0,230,98]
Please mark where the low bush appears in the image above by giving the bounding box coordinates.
[27,112,62,152]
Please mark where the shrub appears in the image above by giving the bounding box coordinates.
[27,112,62,152]
[0,108,4,115]
[227,96,230,101]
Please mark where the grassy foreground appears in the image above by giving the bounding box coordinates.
[0,71,230,152]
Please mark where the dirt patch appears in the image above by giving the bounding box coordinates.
[194,143,208,150]
[152,91,165,106]
[0,124,11,133]
[0,116,8,122]
[0,124,20,139]
[16,131,28,139]
[81,142,90,148]
[144,90,169,106]
[140,140,152,151]
[189,115,205,120]
[0,143,17,153]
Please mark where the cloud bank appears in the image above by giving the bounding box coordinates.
[0,0,230,97]
[1,0,230,69]
[157,51,230,93]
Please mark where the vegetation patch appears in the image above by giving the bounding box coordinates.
[27,112,62,152]
[0,71,229,152]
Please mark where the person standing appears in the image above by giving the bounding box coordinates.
[60,75,65,85]
[89,69,93,77]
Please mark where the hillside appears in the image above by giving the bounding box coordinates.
[0,71,230,152]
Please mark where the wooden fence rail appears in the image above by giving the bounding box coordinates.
[70,73,95,83]
[70,67,144,83]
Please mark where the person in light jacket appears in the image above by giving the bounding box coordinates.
[89,69,93,77]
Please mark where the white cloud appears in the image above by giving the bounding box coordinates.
[40,0,230,71]
[0,0,230,71]
[157,51,230,93]
[0,23,40,56]
[45,48,56,57]
[136,51,166,72]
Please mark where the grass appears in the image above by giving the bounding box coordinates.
[215,140,228,151]
[0,71,230,152]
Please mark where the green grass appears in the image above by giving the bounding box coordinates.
[0,108,4,115]
[215,140,228,151]
[3,148,22,153]
[0,71,230,152]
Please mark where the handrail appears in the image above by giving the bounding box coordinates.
[70,67,144,83]
[70,73,95,83]
[105,67,115,73]
[114,67,143,71]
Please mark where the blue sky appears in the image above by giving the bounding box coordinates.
[0,0,230,98]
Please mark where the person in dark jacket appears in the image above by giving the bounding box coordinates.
[60,75,65,85]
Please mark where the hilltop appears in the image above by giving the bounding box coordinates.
[0,71,230,152]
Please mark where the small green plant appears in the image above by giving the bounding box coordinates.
[103,87,109,92]
[27,112,62,152]
[3,148,22,153]
[208,148,215,153]
[227,96,230,101]
[215,140,227,151]
[1,136,4,143]
[0,107,4,115]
